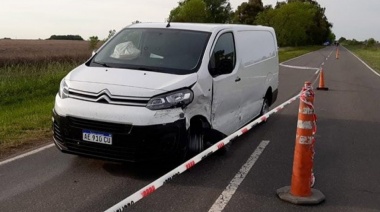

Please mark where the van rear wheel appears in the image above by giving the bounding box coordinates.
[260,98,270,122]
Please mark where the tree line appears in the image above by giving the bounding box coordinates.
[48,35,84,40]
[168,0,335,47]
[338,37,379,48]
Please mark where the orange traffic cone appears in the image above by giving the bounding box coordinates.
[277,82,325,205]
[336,48,339,59]
[317,68,329,91]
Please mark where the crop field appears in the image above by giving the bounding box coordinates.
[0,39,92,67]
[0,40,323,160]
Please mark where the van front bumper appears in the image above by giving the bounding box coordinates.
[52,110,187,163]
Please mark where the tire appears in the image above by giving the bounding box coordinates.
[260,98,270,123]
[186,126,205,158]
[205,129,230,156]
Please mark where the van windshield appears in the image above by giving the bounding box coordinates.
[91,28,211,75]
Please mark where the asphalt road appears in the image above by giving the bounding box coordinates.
[1,46,379,212]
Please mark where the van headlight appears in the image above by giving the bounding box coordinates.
[147,89,194,110]
[58,79,69,99]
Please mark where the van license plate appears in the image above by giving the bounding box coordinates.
[82,130,112,145]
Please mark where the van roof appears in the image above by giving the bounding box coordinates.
[127,22,273,33]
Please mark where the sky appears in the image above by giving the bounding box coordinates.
[1,0,379,41]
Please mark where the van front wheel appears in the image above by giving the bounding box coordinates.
[187,126,204,157]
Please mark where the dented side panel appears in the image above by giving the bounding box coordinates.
[208,29,243,135]
[183,82,212,129]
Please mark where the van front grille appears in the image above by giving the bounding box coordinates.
[68,88,149,106]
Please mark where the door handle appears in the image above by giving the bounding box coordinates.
[235,77,241,82]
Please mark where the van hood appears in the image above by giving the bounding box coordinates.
[65,65,197,97]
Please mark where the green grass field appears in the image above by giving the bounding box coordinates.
[0,45,324,159]
[0,62,78,156]
[345,45,380,74]
[278,46,324,62]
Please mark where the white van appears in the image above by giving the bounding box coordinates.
[53,23,279,162]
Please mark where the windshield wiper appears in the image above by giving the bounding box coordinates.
[136,67,157,71]
[93,61,111,67]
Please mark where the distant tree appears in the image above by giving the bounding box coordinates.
[366,38,376,47]
[256,0,333,47]
[88,36,100,50]
[254,6,275,26]
[338,37,347,43]
[48,35,84,40]
[169,0,207,22]
[256,2,317,46]
[275,1,286,9]
[283,0,332,45]
[328,32,336,44]
[232,0,264,24]
[346,39,362,45]
[132,20,141,24]
[263,5,272,10]
[308,3,332,45]
[168,0,232,23]
[108,30,116,38]
[103,29,116,42]
[204,0,232,23]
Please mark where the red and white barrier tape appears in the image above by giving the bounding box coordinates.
[300,83,317,135]
[299,83,318,187]
[105,93,301,212]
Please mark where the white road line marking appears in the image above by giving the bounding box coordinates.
[208,140,270,212]
[327,49,333,58]
[0,143,54,166]
[280,47,336,73]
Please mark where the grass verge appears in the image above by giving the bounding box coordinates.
[0,62,78,159]
[344,45,380,74]
[278,46,324,63]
